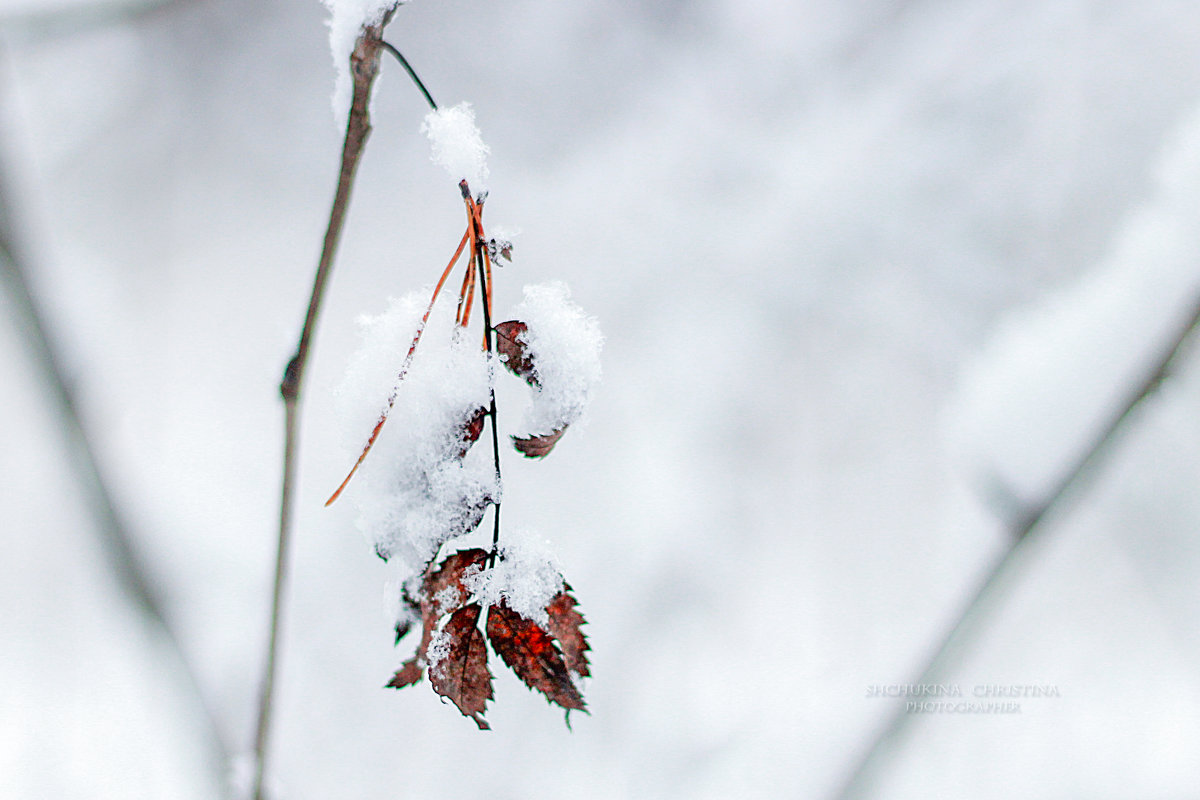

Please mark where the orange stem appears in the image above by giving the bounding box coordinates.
[325,226,470,506]
[454,254,472,326]
[460,194,482,328]
[460,257,477,327]
[470,201,493,347]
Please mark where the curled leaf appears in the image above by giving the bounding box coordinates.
[494,321,535,384]
[429,603,493,730]
[546,586,590,678]
[487,599,585,711]
[512,428,568,458]
[488,236,513,264]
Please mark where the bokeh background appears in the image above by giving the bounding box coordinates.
[4,0,1200,797]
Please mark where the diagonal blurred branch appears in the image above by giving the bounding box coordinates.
[0,120,231,786]
[252,12,395,800]
[831,289,1200,800]
[0,0,190,42]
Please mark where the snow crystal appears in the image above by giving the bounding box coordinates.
[321,0,401,120]
[425,627,453,672]
[462,532,564,625]
[510,282,604,438]
[335,289,496,574]
[946,107,1200,508]
[422,102,490,190]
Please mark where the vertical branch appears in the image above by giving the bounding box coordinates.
[253,13,393,800]
[830,291,1200,800]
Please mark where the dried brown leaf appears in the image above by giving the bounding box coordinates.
[487,600,586,711]
[546,586,590,678]
[386,657,424,689]
[512,427,568,458]
[494,321,536,384]
[390,549,488,695]
[429,604,493,730]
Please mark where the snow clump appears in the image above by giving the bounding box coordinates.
[462,532,565,626]
[511,282,604,438]
[321,0,402,119]
[335,290,495,576]
[422,102,491,190]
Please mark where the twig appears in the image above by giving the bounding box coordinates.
[0,133,231,786]
[380,41,438,111]
[253,13,394,800]
[831,290,1200,800]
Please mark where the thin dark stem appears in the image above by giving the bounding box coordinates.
[381,41,438,111]
[253,14,393,800]
[479,248,502,558]
[463,188,503,564]
[831,291,1200,800]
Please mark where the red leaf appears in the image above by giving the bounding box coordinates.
[386,657,424,689]
[512,427,568,458]
[494,321,536,385]
[487,600,586,711]
[429,604,493,730]
[546,586,590,678]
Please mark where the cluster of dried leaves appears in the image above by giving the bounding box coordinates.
[387,548,589,729]
[329,180,590,728]
[383,308,591,728]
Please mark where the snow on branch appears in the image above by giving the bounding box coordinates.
[947,106,1200,512]
[322,0,404,118]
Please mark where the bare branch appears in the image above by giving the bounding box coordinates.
[252,11,395,800]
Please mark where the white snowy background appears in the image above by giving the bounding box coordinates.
[3,0,1200,797]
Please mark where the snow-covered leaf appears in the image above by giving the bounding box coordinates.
[428,603,493,730]
[512,428,568,458]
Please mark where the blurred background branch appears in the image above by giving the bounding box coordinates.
[0,97,230,789]
[0,0,186,42]
[832,289,1200,800]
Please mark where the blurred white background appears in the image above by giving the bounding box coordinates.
[3,0,1200,797]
